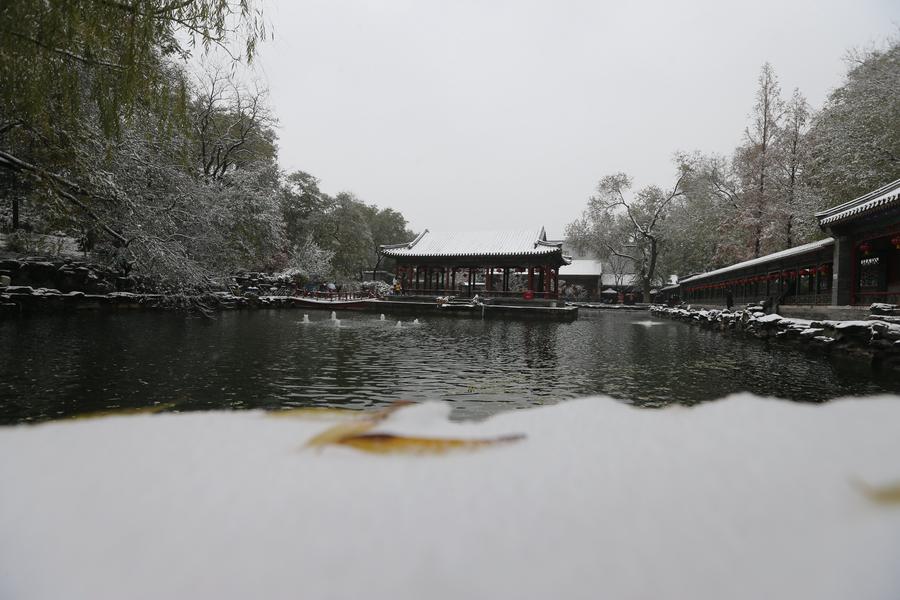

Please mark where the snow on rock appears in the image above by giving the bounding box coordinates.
[755,313,784,323]
[650,305,900,365]
[870,303,897,315]
[800,327,825,337]
[2,396,900,600]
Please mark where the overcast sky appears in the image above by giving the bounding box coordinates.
[253,0,898,240]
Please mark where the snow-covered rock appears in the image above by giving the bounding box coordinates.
[870,303,897,315]
[755,313,783,323]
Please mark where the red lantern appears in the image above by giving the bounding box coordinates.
[859,242,872,255]
[891,235,900,250]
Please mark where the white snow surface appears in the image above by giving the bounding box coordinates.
[2,396,900,600]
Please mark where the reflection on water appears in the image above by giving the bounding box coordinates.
[2,309,899,423]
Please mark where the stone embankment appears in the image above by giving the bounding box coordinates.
[650,303,900,368]
[0,257,309,317]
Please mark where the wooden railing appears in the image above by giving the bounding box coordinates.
[853,290,900,306]
[398,288,558,299]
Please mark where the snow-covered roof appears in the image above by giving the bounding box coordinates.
[380,228,565,258]
[679,237,834,284]
[559,259,603,277]
[816,178,900,226]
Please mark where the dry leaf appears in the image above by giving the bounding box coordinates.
[304,401,414,448]
[336,432,526,455]
[303,401,525,454]
[854,479,900,505]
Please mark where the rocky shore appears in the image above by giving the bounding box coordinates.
[650,303,900,369]
[0,257,328,317]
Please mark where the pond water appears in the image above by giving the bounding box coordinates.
[2,309,899,424]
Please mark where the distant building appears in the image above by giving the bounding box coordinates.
[379,228,570,299]
[678,178,900,308]
[554,241,640,301]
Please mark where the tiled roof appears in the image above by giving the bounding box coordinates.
[679,237,834,284]
[559,259,603,277]
[816,178,900,226]
[380,228,565,258]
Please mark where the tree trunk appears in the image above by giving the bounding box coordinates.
[785,214,793,249]
[12,197,19,230]
[644,238,658,301]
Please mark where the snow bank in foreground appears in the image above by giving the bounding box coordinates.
[1,396,899,600]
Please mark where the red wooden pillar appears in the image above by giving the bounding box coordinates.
[544,265,551,295]
[451,268,457,292]
[528,267,534,291]
[486,267,493,292]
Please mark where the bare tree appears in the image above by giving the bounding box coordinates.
[737,62,783,257]
[773,88,814,249]
[567,167,689,300]
[193,67,276,180]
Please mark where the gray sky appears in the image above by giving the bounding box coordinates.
[254,0,898,240]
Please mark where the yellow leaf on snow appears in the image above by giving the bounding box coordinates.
[336,432,526,455]
[303,401,526,455]
[855,479,900,505]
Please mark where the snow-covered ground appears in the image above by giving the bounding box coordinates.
[1,396,899,600]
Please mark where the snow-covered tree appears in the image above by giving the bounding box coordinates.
[567,168,689,299]
[807,38,900,202]
[734,62,784,258]
[772,89,818,249]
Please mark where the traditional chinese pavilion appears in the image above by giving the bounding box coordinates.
[379,228,571,299]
